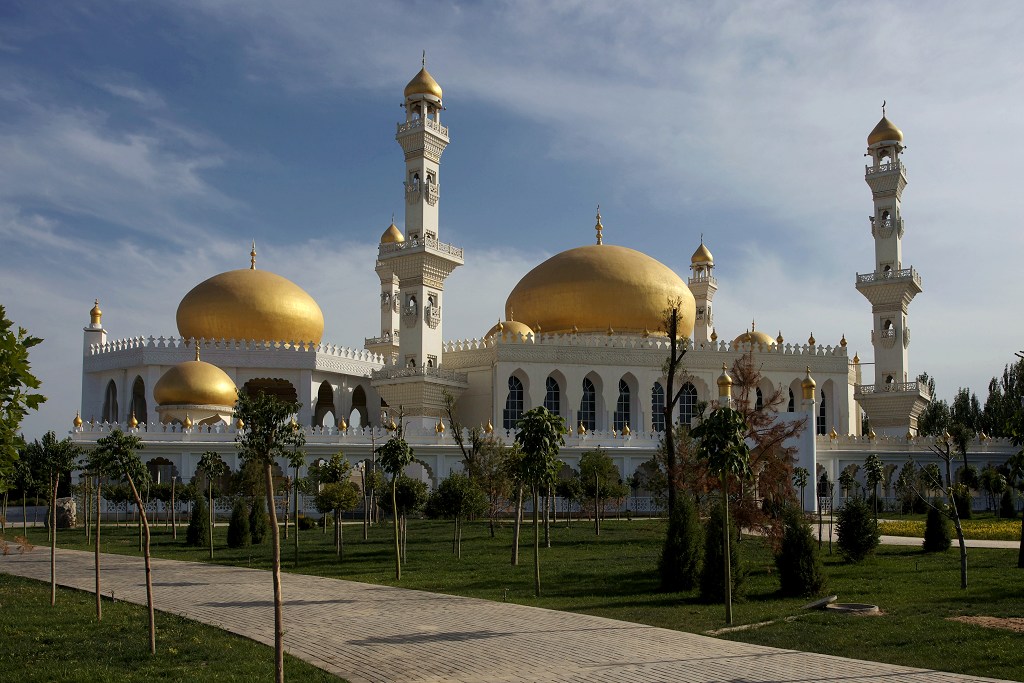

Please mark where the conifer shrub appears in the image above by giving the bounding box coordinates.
[659,493,703,592]
[185,496,209,547]
[923,502,952,552]
[699,501,743,602]
[950,483,972,520]
[999,489,1017,519]
[227,499,250,548]
[836,496,879,563]
[775,505,827,597]
[249,498,269,544]
[296,513,317,531]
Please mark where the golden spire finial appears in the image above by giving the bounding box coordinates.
[882,99,886,117]
[89,299,102,326]
[509,308,515,322]
[422,50,426,67]
[194,343,201,362]
[751,319,756,331]
[595,205,603,245]
[250,240,257,269]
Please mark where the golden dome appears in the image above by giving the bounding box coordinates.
[867,116,903,145]
[128,411,138,429]
[183,413,193,430]
[485,319,533,341]
[338,417,348,431]
[577,421,587,436]
[235,417,245,430]
[717,363,733,389]
[90,299,102,326]
[853,352,860,364]
[177,268,324,344]
[484,419,493,434]
[154,357,237,407]
[435,418,446,434]
[691,241,713,264]
[381,223,404,244]
[733,325,776,349]
[840,334,848,347]
[622,423,631,436]
[73,411,83,428]
[506,244,695,336]
[808,332,816,346]
[776,331,784,345]
[404,67,442,99]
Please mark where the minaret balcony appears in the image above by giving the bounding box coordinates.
[855,267,922,289]
[379,236,464,262]
[855,379,930,399]
[870,217,904,239]
[687,274,717,287]
[397,117,449,138]
[372,364,468,385]
[864,160,904,178]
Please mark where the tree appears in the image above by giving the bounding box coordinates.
[579,448,624,535]
[691,405,751,625]
[836,496,879,563]
[775,505,827,597]
[249,497,270,544]
[376,431,414,581]
[923,503,952,552]
[659,492,703,592]
[83,446,116,620]
[660,301,690,520]
[930,434,970,588]
[700,499,742,603]
[514,406,567,597]
[186,495,210,548]
[234,389,304,683]
[474,437,514,537]
[93,429,155,654]
[227,499,250,548]
[196,451,228,559]
[427,471,486,557]
[29,432,81,606]
[1006,449,1024,568]
[792,467,810,511]
[314,481,360,559]
[864,453,884,523]
[0,305,46,487]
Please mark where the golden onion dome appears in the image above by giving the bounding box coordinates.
[90,299,102,326]
[485,319,533,341]
[404,67,442,99]
[867,115,903,145]
[717,363,733,388]
[381,223,404,244]
[710,328,718,342]
[808,332,816,346]
[176,268,324,344]
[776,331,784,345]
[691,241,713,264]
[840,334,848,347]
[183,413,193,430]
[733,327,776,348]
[801,367,816,391]
[128,411,139,429]
[506,244,695,336]
[853,352,860,364]
[484,419,493,434]
[154,357,237,407]
[235,417,245,430]
[73,411,83,428]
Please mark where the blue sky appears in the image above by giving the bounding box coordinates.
[2,1,1022,438]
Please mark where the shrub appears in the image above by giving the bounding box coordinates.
[296,513,317,531]
[227,499,250,549]
[922,502,952,552]
[249,498,269,544]
[950,483,972,520]
[836,496,879,563]
[699,501,743,602]
[185,496,209,547]
[659,493,703,592]
[775,506,827,597]
[999,489,1017,519]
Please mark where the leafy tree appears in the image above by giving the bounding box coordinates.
[0,305,45,487]
[1006,448,1024,568]
[227,499,250,548]
[836,496,879,563]
[376,432,414,580]
[93,429,155,653]
[186,495,210,547]
[375,474,427,562]
[314,481,360,559]
[700,500,742,603]
[29,432,81,607]
[691,405,751,624]
[249,498,270,544]
[660,301,690,520]
[792,467,810,511]
[555,473,583,527]
[930,435,970,588]
[514,406,567,597]
[234,390,304,683]
[473,437,514,537]
[775,505,827,597]
[82,446,117,620]
[895,460,921,514]
[864,453,884,523]
[999,489,1016,520]
[923,503,952,552]
[11,446,37,534]
[427,471,486,557]
[579,448,625,535]
[659,492,703,592]
[196,451,228,559]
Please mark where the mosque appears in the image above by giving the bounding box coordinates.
[69,64,1014,511]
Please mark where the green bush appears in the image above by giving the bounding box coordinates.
[699,501,743,602]
[185,496,209,548]
[950,484,972,520]
[999,489,1017,519]
[922,503,952,552]
[775,506,827,597]
[659,493,703,592]
[226,499,250,549]
[296,513,317,531]
[836,497,879,563]
[249,498,269,544]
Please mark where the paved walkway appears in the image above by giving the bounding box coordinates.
[1,548,1014,683]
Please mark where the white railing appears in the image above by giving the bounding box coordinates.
[396,117,448,137]
[89,335,384,364]
[378,237,464,261]
[855,380,925,395]
[372,365,469,384]
[855,267,922,288]
[865,161,904,176]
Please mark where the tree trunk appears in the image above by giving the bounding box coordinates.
[543,490,550,548]
[339,510,344,560]
[457,518,462,559]
[392,477,401,580]
[511,484,523,566]
[95,479,102,621]
[208,482,215,560]
[401,515,408,563]
[944,455,968,589]
[1017,514,1024,569]
[452,517,458,555]
[722,473,733,625]
[50,473,58,607]
[263,464,285,683]
[334,510,341,559]
[171,477,177,541]
[533,485,541,597]
[293,465,299,568]
[126,475,155,655]
[22,491,27,535]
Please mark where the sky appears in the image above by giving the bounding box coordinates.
[2,1,1022,440]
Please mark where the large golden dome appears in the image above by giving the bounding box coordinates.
[154,357,237,407]
[505,244,695,336]
[177,268,324,344]
[867,116,903,145]
[404,67,442,99]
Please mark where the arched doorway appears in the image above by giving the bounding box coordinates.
[129,376,147,424]
[102,380,118,423]
[313,381,336,426]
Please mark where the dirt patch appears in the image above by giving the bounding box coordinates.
[949,616,1024,633]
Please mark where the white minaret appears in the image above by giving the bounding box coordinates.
[688,238,717,345]
[854,105,930,436]
[371,60,467,425]
[366,221,403,363]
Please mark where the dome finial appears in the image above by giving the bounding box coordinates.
[422,49,426,68]
[194,342,201,362]
[90,299,102,326]
[250,240,257,269]
[882,99,886,117]
[595,205,603,245]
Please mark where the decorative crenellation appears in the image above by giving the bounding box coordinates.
[88,335,384,363]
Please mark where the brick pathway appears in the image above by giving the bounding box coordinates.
[1,548,1013,683]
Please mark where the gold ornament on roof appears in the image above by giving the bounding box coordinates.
[868,428,877,440]
[339,417,348,432]
[577,420,587,436]
[717,363,733,396]
[73,411,83,428]
[801,366,816,400]
[250,240,257,269]
[435,418,445,434]
[129,411,138,429]
[90,299,102,326]
[710,328,718,342]
[622,423,631,436]
[183,413,193,430]
[840,334,847,347]
[484,419,493,434]
[235,417,245,430]
[594,206,604,245]
[777,331,784,345]
[853,352,860,364]
[808,332,816,346]
[387,417,398,431]
[829,427,838,440]
[691,237,713,264]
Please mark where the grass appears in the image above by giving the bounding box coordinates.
[0,573,343,682]
[21,516,1024,681]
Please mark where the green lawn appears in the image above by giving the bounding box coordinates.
[0,573,343,682]
[21,516,1024,681]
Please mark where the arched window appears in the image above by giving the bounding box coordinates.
[788,388,795,413]
[102,380,118,423]
[614,379,630,431]
[755,387,764,411]
[129,376,147,424]
[679,382,697,428]
[543,376,560,415]
[817,389,827,435]
[579,378,597,431]
[652,382,666,432]
[503,376,524,430]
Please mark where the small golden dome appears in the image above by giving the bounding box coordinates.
[154,356,237,407]
[404,66,442,99]
[338,417,348,431]
[484,419,493,434]
[868,428,877,439]
[183,413,193,430]
[387,417,398,431]
[717,363,733,391]
[73,411,83,428]
[808,333,816,346]
[89,299,102,326]
[506,243,695,336]
[776,331,784,345]
[381,223,404,244]
[853,352,860,364]
[691,240,713,264]
[177,267,324,344]
[733,325,776,349]
[840,334,848,347]
[622,423,631,436]
[577,421,587,436]
[801,367,816,390]
[829,427,838,440]
[485,319,533,342]
[235,417,245,430]
[129,411,139,429]
[435,419,445,434]
[710,328,718,342]
[867,115,903,145]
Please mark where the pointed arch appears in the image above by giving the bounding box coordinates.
[788,388,795,413]
[351,385,368,427]
[503,374,525,429]
[614,378,631,431]
[102,379,118,423]
[579,376,598,431]
[129,375,147,424]
[313,380,336,426]
[543,374,562,416]
[678,382,698,428]
[652,382,666,432]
